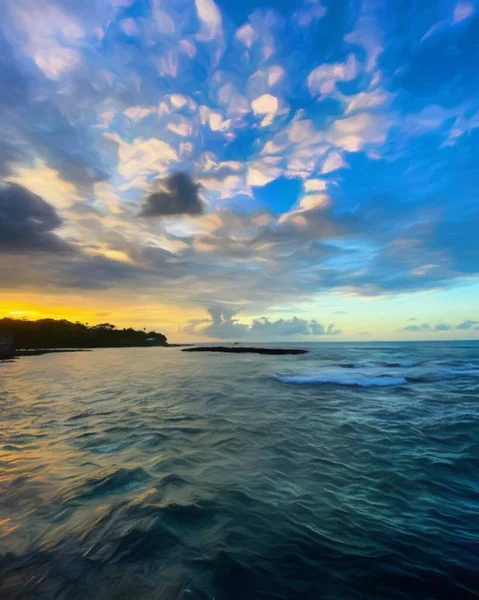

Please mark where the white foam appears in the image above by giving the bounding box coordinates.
[276,374,407,387]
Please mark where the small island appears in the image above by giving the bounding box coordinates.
[182,346,309,355]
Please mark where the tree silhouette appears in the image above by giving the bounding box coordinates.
[0,318,167,349]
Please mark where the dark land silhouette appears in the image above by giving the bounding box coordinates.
[0,318,167,355]
[183,346,308,355]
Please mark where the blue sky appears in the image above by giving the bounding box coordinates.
[0,0,478,341]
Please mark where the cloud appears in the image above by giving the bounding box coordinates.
[139,172,205,217]
[0,0,478,330]
[452,2,474,24]
[456,319,479,330]
[401,319,479,333]
[251,94,280,126]
[326,113,389,152]
[401,323,432,332]
[0,25,109,186]
[195,0,222,42]
[434,322,451,331]
[108,135,179,186]
[0,183,71,253]
[8,0,84,79]
[321,151,345,174]
[293,0,327,26]
[185,307,341,339]
[307,54,358,97]
[0,141,26,177]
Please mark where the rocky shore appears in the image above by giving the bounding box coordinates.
[182,346,308,355]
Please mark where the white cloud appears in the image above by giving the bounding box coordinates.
[276,117,328,178]
[195,0,223,42]
[124,106,157,121]
[248,67,285,98]
[170,94,189,109]
[268,66,285,87]
[236,23,256,48]
[198,106,231,132]
[34,47,81,79]
[179,39,197,57]
[453,2,474,23]
[107,135,179,184]
[251,94,280,127]
[307,54,358,97]
[294,0,327,26]
[299,193,331,210]
[344,4,383,73]
[322,151,345,173]
[218,83,250,117]
[327,113,388,152]
[151,0,175,35]
[154,50,179,78]
[186,309,340,339]
[167,122,193,137]
[344,89,389,114]
[304,179,327,192]
[9,1,84,78]
[7,162,80,209]
[120,18,139,36]
[247,159,281,187]
[252,95,278,114]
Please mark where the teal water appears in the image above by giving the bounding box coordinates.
[0,342,478,599]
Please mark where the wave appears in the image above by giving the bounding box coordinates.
[425,367,479,380]
[276,365,479,387]
[336,361,414,369]
[75,467,152,500]
[445,368,479,376]
[276,374,407,387]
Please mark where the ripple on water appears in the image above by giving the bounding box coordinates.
[0,343,478,599]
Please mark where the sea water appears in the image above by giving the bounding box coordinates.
[0,342,478,599]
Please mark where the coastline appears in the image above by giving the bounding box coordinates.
[0,344,194,362]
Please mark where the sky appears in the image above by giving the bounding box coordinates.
[0,0,478,342]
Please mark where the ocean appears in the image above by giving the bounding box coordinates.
[0,342,478,599]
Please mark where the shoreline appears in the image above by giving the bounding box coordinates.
[0,348,92,361]
[0,344,194,361]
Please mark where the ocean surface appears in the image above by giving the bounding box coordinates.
[1,342,478,599]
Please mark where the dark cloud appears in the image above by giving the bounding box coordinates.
[434,323,451,331]
[0,250,142,291]
[0,183,71,253]
[0,140,26,177]
[139,173,205,217]
[401,323,432,332]
[185,306,341,339]
[456,319,479,330]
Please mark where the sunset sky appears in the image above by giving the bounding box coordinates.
[0,0,478,342]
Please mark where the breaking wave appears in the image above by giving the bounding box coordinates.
[277,363,479,387]
[276,374,407,386]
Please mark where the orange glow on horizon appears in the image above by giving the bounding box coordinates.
[0,293,201,342]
